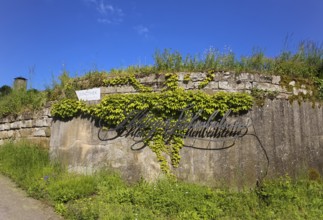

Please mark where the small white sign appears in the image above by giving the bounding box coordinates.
[76,88,101,101]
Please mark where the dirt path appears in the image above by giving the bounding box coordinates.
[0,174,62,220]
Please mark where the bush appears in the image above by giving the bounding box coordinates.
[0,85,12,97]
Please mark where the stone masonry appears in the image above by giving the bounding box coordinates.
[0,108,52,146]
[101,72,313,98]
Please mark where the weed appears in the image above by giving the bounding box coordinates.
[0,141,322,219]
[251,88,279,106]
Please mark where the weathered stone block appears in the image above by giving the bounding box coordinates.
[185,81,200,89]
[178,72,185,81]
[42,108,51,117]
[7,130,14,138]
[138,75,157,84]
[190,72,206,81]
[289,81,296,86]
[245,82,253,89]
[204,81,219,90]
[21,120,33,128]
[213,73,222,81]
[276,93,290,99]
[116,86,136,93]
[0,131,7,139]
[19,128,33,137]
[272,75,281,84]
[100,86,117,94]
[219,81,246,90]
[254,83,285,92]
[0,117,10,124]
[10,121,21,129]
[33,128,46,137]
[293,88,311,96]
[1,123,10,131]
[35,119,46,127]
[237,73,254,81]
[254,74,272,83]
[157,74,165,84]
[21,111,34,120]
[223,72,233,80]
[184,81,194,89]
[219,81,230,90]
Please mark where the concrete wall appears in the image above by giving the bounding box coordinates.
[50,99,323,187]
[174,100,323,187]
[0,108,52,146]
[50,117,162,182]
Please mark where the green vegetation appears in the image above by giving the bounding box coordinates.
[103,74,152,92]
[0,85,12,97]
[51,88,253,175]
[42,40,323,105]
[198,71,216,89]
[0,40,323,119]
[153,41,323,78]
[0,141,322,219]
[46,41,323,93]
[0,88,46,118]
[1,41,322,219]
[46,41,323,175]
[251,88,280,106]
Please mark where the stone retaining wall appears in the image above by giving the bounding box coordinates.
[0,108,52,146]
[101,72,312,99]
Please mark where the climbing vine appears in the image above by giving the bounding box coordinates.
[164,73,179,90]
[198,70,216,89]
[183,73,191,84]
[103,75,152,92]
[51,73,253,176]
[51,74,254,176]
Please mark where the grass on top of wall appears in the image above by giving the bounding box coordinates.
[0,140,322,219]
[1,40,323,119]
[0,89,46,118]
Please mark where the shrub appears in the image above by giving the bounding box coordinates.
[0,85,12,97]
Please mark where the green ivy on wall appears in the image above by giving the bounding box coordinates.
[103,75,152,92]
[198,70,216,89]
[51,74,254,176]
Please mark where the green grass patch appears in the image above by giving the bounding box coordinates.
[0,89,46,118]
[0,141,322,219]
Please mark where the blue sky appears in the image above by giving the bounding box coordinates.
[1,0,322,90]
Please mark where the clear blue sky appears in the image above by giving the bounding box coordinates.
[1,0,322,90]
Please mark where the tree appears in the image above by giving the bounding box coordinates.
[0,85,12,97]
